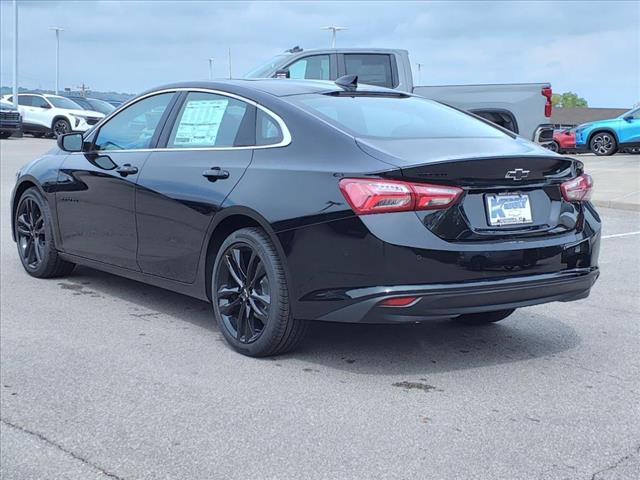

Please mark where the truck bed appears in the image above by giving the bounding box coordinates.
[413,83,551,142]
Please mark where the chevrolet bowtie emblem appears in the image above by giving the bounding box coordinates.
[505,168,530,181]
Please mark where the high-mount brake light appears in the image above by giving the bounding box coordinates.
[338,178,463,215]
[560,174,593,202]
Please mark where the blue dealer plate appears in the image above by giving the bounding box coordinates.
[486,193,533,226]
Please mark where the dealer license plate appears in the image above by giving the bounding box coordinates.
[485,193,533,226]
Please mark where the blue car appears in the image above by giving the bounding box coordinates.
[575,107,640,155]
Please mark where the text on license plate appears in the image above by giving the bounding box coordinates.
[486,193,533,226]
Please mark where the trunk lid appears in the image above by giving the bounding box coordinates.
[356,137,583,241]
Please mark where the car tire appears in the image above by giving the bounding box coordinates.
[15,187,75,278]
[212,227,307,357]
[454,309,515,325]
[589,131,618,156]
[52,118,71,138]
[0,132,11,139]
[547,141,559,153]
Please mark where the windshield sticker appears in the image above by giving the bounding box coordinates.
[173,99,228,146]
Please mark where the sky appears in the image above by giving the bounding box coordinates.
[0,0,638,107]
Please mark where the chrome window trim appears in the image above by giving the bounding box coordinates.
[75,87,291,154]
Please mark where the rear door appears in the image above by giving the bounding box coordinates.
[135,90,260,282]
[15,95,36,126]
[57,91,178,269]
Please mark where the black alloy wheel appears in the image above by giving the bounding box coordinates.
[52,119,71,138]
[216,243,271,343]
[16,196,46,270]
[14,188,75,278]
[212,227,307,357]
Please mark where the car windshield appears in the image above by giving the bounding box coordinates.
[290,93,509,139]
[87,98,116,114]
[621,107,640,118]
[48,96,83,109]
[244,54,289,78]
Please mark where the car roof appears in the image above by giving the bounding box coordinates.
[142,79,398,99]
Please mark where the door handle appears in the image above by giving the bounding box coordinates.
[202,167,230,182]
[116,164,138,177]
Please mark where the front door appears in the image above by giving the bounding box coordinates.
[56,91,177,269]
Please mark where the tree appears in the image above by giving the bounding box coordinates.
[551,92,588,108]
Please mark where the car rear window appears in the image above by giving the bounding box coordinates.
[290,94,508,139]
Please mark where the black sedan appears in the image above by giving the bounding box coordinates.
[10,78,600,356]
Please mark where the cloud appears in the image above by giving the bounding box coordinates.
[0,0,637,106]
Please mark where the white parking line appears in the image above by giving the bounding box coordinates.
[602,231,640,239]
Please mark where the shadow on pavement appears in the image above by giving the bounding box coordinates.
[60,266,580,376]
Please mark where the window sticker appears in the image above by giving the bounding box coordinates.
[173,99,229,146]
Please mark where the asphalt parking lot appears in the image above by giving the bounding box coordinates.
[1,137,639,480]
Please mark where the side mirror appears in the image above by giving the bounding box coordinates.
[623,115,633,122]
[275,69,290,79]
[57,132,84,152]
[41,103,52,109]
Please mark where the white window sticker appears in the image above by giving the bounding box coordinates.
[173,99,229,146]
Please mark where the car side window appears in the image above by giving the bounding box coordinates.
[32,96,51,109]
[93,92,174,151]
[168,92,251,148]
[256,109,283,146]
[287,55,330,80]
[17,95,33,106]
[344,54,394,88]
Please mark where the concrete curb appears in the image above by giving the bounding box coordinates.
[592,200,640,212]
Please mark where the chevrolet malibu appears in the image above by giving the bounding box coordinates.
[11,78,600,356]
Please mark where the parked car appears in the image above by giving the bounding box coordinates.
[64,95,116,115]
[574,107,640,155]
[0,100,22,139]
[245,47,554,145]
[547,128,576,153]
[105,99,124,108]
[2,93,104,138]
[11,79,600,357]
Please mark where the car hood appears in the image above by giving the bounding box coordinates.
[577,118,619,130]
[65,108,105,117]
[355,135,557,169]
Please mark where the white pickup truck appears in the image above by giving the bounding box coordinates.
[245,47,554,145]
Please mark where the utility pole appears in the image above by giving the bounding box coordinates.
[228,48,232,79]
[208,58,214,80]
[416,63,424,85]
[76,83,89,97]
[49,26,64,94]
[321,26,347,48]
[12,0,18,108]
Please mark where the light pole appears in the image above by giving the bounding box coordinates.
[49,26,63,94]
[208,58,214,80]
[12,0,18,108]
[416,63,424,84]
[321,26,347,48]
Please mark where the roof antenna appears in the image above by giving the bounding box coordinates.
[335,74,358,90]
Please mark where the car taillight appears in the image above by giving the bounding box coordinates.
[560,174,593,202]
[338,178,463,215]
[542,87,553,118]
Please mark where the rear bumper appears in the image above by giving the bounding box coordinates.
[316,268,598,323]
